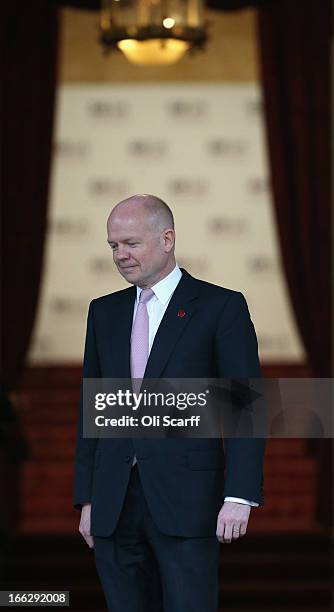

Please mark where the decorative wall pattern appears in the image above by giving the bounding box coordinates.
[28,84,305,363]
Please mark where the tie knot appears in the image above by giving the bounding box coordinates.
[139,288,154,304]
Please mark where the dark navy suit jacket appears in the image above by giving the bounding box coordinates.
[73,269,265,537]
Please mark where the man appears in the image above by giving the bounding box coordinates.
[74,194,265,612]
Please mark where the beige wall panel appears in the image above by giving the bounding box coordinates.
[27,7,305,364]
[28,83,304,364]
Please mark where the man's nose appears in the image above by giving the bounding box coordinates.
[115,247,130,261]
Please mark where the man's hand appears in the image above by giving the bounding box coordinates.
[216,501,251,543]
[79,503,94,548]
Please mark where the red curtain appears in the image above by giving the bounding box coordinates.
[257,0,332,377]
[2,1,59,390]
[206,0,332,378]
[256,0,333,526]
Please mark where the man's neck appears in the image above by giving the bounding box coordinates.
[138,260,177,289]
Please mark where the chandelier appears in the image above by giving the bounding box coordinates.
[100,0,207,66]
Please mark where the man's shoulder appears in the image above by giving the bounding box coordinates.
[189,273,244,302]
[186,273,250,319]
[89,286,135,309]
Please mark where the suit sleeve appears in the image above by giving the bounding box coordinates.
[73,300,101,510]
[215,291,266,506]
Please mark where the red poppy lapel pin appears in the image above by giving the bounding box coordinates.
[177,309,186,318]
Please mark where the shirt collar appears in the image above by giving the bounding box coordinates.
[136,264,182,306]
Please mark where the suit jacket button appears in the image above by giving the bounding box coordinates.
[125,456,131,462]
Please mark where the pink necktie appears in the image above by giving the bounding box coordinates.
[130,288,154,390]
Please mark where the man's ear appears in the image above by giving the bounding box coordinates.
[162,229,175,252]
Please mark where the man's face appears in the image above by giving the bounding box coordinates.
[107,205,172,288]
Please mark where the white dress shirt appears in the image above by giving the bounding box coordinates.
[132,264,258,507]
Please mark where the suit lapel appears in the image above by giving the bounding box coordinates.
[144,270,199,379]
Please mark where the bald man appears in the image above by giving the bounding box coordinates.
[74,194,265,612]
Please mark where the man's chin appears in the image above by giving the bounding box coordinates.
[119,266,140,282]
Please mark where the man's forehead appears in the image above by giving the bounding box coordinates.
[108,206,153,230]
[107,217,149,242]
[108,214,134,227]
[109,208,147,225]
[108,230,140,242]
